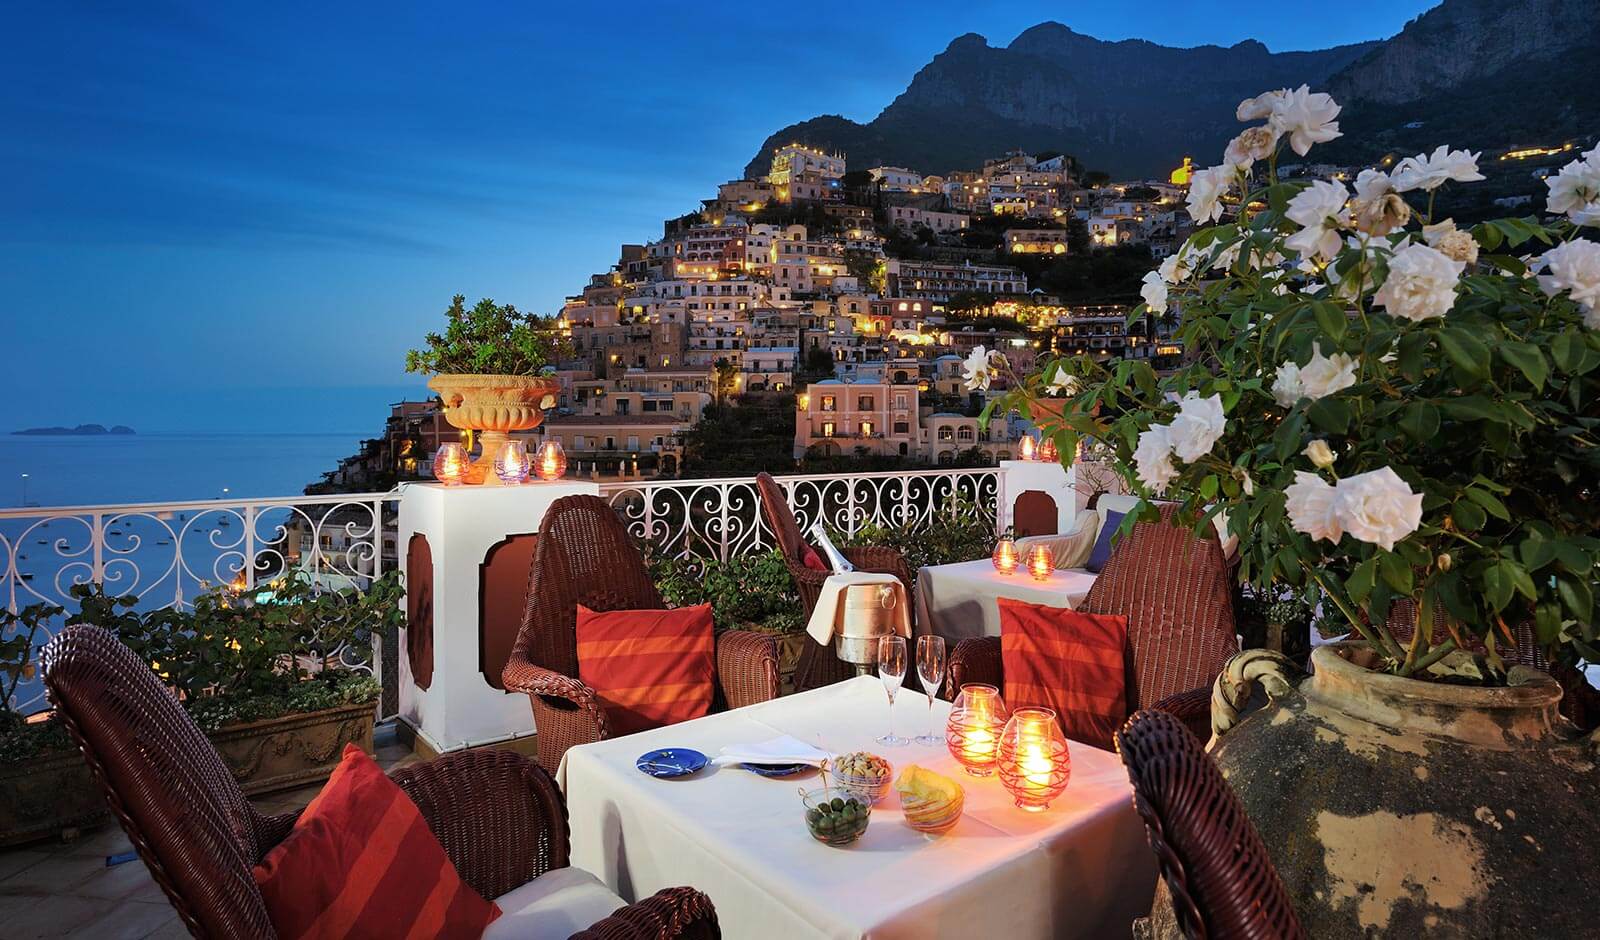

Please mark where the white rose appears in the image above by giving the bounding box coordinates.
[1168,392,1226,462]
[1158,243,1203,284]
[1350,169,1410,236]
[1224,125,1280,167]
[962,345,1002,390]
[1236,89,1286,122]
[1284,180,1349,262]
[1336,466,1424,551]
[1271,360,1305,408]
[1536,238,1600,327]
[1545,157,1600,227]
[1302,439,1337,469]
[1267,85,1342,156]
[1046,367,1079,397]
[1285,471,1343,543]
[1373,242,1465,322]
[1133,424,1178,495]
[1390,145,1484,193]
[1421,219,1479,266]
[1272,342,1356,405]
[1186,164,1235,223]
[1139,270,1169,315]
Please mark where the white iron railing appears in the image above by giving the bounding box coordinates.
[599,468,1003,563]
[0,492,399,712]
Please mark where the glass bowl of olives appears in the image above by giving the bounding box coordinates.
[801,786,871,846]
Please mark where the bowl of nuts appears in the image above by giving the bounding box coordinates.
[828,751,893,805]
[801,786,871,846]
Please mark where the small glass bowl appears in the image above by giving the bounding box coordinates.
[801,786,871,846]
[829,756,893,805]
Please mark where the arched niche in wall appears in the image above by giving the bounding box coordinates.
[479,533,538,691]
[405,533,434,690]
[1012,490,1059,538]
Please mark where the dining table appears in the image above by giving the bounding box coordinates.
[557,676,1156,940]
[914,558,1099,645]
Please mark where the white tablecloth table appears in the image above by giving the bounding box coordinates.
[915,559,1098,645]
[558,677,1155,940]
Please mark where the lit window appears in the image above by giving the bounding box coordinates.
[822,421,836,437]
[821,395,836,412]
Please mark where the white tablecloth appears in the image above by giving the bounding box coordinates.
[915,559,1098,645]
[558,677,1154,940]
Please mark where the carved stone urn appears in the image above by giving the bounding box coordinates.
[1176,643,1600,938]
[427,373,559,485]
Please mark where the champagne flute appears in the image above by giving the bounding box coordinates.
[876,635,908,746]
[914,635,947,745]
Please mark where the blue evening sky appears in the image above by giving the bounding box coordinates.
[1,1,1439,433]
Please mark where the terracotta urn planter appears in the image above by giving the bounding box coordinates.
[427,373,560,485]
[1171,643,1600,938]
[0,748,107,846]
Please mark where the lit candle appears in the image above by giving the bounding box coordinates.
[1021,742,1053,789]
[1027,543,1053,581]
[964,726,997,765]
[999,708,1070,811]
[494,440,531,485]
[992,537,1019,575]
[1019,435,1036,461]
[535,440,567,481]
[434,442,468,486]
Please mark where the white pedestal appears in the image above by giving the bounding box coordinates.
[998,460,1078,536]
[397,479,600,754]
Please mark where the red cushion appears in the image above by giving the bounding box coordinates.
[997,597,1128,750]
[253,744,500,940]
[801,544,828,571]
[576,603,716,736]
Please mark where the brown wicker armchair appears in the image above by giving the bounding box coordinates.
[503,494,780,774]
[1115,709,1306,940]
[754,471,915,693]
[947,504,1238,741]
[40,625,719,940]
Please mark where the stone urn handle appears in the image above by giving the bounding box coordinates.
[1210,648,1304,740]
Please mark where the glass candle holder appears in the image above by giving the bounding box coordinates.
[534,440,567,481]
[945,684,1009,777]
[1027,543,1053,581]
[433,442,469,486]
[997,707,1071,811]
[1018,435,1037,461]
[494,440,531,484]
[1038,436,1059,463]
[991,537,1019,575]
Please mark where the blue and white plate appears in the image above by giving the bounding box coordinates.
[635,748,708,778]
[740,762,812,778]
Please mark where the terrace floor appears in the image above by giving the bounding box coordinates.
[0,724,419,939]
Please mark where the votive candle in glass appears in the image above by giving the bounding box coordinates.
[1019,435,1037,461]
[433,442,469,486]
[992,537,1019,575]
[997,707,1070,811]
[946,684,1009,777]
[1027,543,1054,581]
[1038,436,1058,463]
[534,440,567,481]
[494,440,531,484]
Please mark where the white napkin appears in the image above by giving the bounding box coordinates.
[713,735,832,767]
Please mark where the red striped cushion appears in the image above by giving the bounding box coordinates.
[998,597,1128,750]
[252,744,500,940]
[576,603,716,736]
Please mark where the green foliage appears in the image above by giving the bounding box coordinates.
[678,395,798,477]
[404,294,571,376]
[841,494,999,576]
[650,550,806,634]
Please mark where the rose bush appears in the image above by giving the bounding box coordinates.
[978,90,1600,679]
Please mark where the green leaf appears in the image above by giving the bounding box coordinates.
[1451,498,1486,532]
[1557,574,1594,622]
[1199,474,1219,499]
[976,399,996,431]
[1274,410,1306,461]
[1313,302,1347,343]
[1378,552,1414,595]
[1481,563,1514,613]
[1551,330,1584,373]
[1519,532,1559,572]
[1498,342,1548,391]
[1438,328,1491,380]
[1463,488,1511,521]
[1398,402,1440,443]
[1440,396,1505,423]
[1306,396,1352,435]
[1347,558,1378,603]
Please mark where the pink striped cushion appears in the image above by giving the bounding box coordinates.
[576,603,716,736]
[252,744,499,940]
[998,597,1128,750]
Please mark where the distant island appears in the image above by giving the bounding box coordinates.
[12,424,136,436]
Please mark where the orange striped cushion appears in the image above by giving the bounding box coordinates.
[998,597,1128,750]
[577,603,716,736]
[252,744,500,940]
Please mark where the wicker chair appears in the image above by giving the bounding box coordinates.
[946,504,1238,740]
[502,494,780,774]
[1115,709,1306,940]
[40,625,719,940]
[754,471,915,693]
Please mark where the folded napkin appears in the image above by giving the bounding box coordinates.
[713,735,832,767]
[804,572,913,646]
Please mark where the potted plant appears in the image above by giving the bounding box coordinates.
[0,603,107,845]
[980,86,1600,936]
[652,550,810,693]
[405,294,572,485]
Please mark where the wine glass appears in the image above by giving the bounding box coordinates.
[914,635,947,745]
[876,635,908,746]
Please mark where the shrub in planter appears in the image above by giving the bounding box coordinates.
[841,493,1000,578]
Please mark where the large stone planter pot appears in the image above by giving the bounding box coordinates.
[210,701,375,797]
[1187,643,1600,938]
[427,373,559,485]
[0,748,107,846]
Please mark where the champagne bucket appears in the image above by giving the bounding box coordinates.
[834,583,899,671]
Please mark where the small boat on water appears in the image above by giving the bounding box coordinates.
[157,539,171,545]
[218,518,231,527]
[35,539,45,545]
